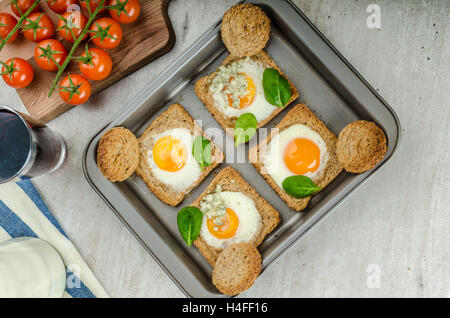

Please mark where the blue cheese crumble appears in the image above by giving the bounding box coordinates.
[200,185,227,226]
[209,59,250,109]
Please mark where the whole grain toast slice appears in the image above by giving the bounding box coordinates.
[221,4,271,57]
[136,103,224,207]
[194,50,299,137]
[336,120,387,173]
[212,243,262,296]
[97,127,139,182]
[248,104,343,211]
[193,166,280,266]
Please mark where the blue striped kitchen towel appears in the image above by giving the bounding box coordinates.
[0,178,108,298]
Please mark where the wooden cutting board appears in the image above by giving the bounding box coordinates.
[0,0,175,123]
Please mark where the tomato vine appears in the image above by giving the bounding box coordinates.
[0,0,41,50]
[48,0,106,97]
[0,0,108,98]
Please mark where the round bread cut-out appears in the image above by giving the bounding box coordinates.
[336,120,387,173]
[221,4,271,57]
[212,243,262,296]
[97,127,139,182]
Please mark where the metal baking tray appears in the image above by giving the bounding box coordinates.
[83,0,401,297]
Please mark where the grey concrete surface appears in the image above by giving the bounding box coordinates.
[0,0,449,297]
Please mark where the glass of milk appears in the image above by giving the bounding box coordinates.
[0,237,66,298]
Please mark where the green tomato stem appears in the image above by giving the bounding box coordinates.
[48,0,106,98]
[0,0,41,52]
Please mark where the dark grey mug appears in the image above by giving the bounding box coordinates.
[0,105,67,183]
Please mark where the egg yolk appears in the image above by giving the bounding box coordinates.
[152,135,187,172]
[283,138,321,175]
[225,73,256,109]
[207,208,239,239]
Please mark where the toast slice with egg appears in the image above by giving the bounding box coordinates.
[248,104,343,211]
[193,166,280,266]
[194,50,299,136]
[136,104,224,206]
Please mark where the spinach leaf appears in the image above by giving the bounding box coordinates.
[177,206,203,247]
[282,175,322,198]
[263,68,291,107]
[234,113,257,147]
[192,135,212,171]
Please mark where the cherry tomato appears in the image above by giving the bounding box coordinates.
[22,12,54,42]
[46,0,79,14]
[10,0,40,17]
[34,39,67,72]
[80,0,107,14]
[78,47,112,81]
[0,13,20,43]
[89,17,122,49]
[1,57,34,89]
[59,74,91,105]
[109,0,140,24]
[57,11,88,42]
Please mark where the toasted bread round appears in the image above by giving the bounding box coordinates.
[97,127,139,182]
[336,120,387,173]
[221,4,271,57]
[212,243,262,296]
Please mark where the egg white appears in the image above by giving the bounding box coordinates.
[200,191,262,249]
[210,57,278,122]
[147,128,202,192]
[261,124,329,188]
